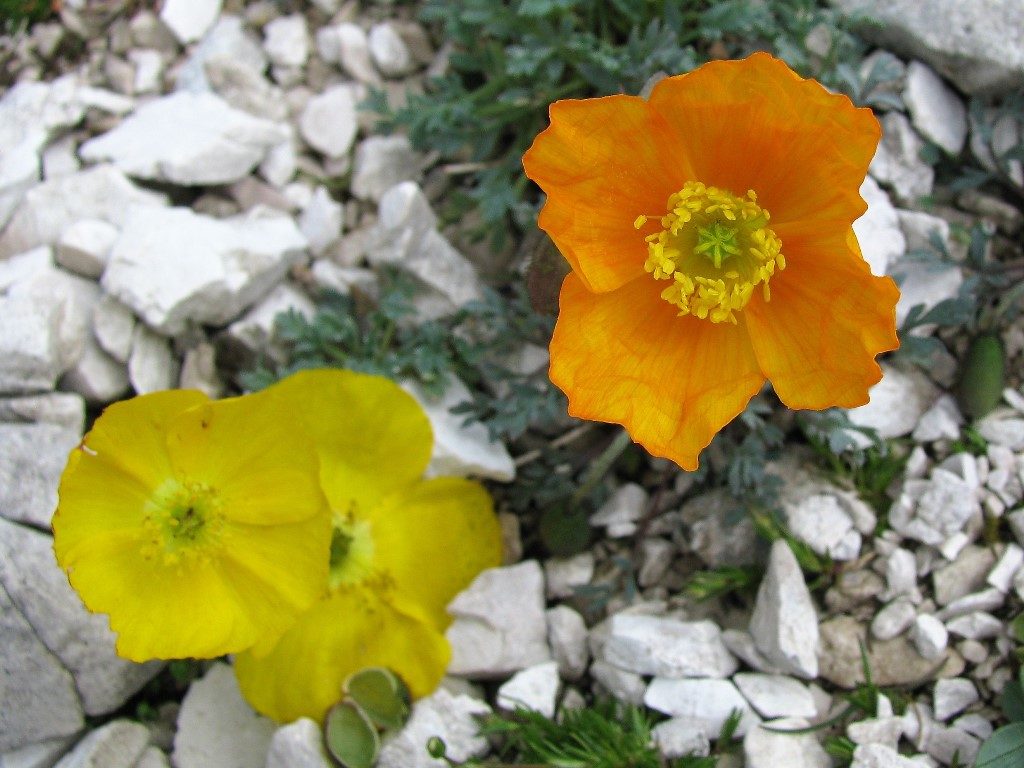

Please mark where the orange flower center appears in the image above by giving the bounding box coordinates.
[635,181,785,324]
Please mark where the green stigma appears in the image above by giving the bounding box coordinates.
[695,221,742,269]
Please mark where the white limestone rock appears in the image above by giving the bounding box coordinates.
[976,408,1024,450]
[172,663,275,768]
[369,183,484,317]
[970,107,1024,186]
[0,418,82,525]
[103,205,307,336]
[546,605,588,681]
[831,0,1024,95]
[496,661,560,718]
[912,614,949,661]
[265,718,332,768]
[55,219,118,279]
[0,581,83,752]
[912,395,963,443]
[0,392,83,431]
[299,84,360,159]
[847,716,905,751]
[225,281,315,363]
[733,673,818,720]
[933,678,979,721]
[589,659,645,705]
[852,743,925,768]
[92,295,135,363]
[871,599,917,641]
[351,135,422,202]
[543,553,594,599]
[175,16,266,94]
[903,61,968,155]
[601,615,737,678]
[945,611,1003,640]
[402,375,515,482]
[854,176,905,276]
[368,22,415,78]
[0,519,162,714]
[847,363,939,439]
[651,718,710,759]
[330,23,381,85]
[890,467,981,546]
[60,337,130,405]
[377,689,490,768]
[298,186,343,256]
[0,77,86,229]
[870,111,934,205]
[446,561,551,677]
[80,92,287,186]
[160,0,220,44]
[0,273,74,394]
[987,543,1024,592]
[203,56,288,122]
[590,483,648,538]
[933,545,995,606]
[0,165,166,259]
[743,718,830,768]
[126,324,176,395]
[749,540,819,679]
[644,678,759,738]
[0,736,76,768]
[263,14,308,69]
[128,50,164,95]
[53,720,149,768]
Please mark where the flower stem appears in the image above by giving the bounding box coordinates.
[570,429,633,507]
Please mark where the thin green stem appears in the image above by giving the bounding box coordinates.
[570,429,633,507]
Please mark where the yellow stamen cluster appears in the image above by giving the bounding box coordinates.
[141,480,225,566]
[637,181,785,324]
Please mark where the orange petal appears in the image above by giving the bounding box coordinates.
[745,228,900,409]
[549,274,765,470]
[648,53,879,229]
[523,95,694,293]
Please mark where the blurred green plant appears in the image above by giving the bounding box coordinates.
[975,668,1024,768]
[0,0,52,32]
[427,702,742,767]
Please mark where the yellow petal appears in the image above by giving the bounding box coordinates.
[234,586,450,723]
[549,274,765,470]
[219,513,332,655]
[54,451,154,560]
[165,388,329,526]
[78,390,207,490]
[60,530,263,661]
[368,477,501,630]
[259,369,433,514]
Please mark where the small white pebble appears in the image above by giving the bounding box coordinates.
[987,543,1024,592]
[912,615,948,660]
[933,678,979,721]
[945,611,1003,640]
[1003,387,1024,413]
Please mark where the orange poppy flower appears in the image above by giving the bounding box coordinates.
[523,53,899,470]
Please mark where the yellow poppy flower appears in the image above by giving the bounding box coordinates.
[234,369,502,723]
[522,53,900,470]
[52,387,333,662]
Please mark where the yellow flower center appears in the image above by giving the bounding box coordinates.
[328,506,376,590]
[142,480,225,566]
[636,181,785,324]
